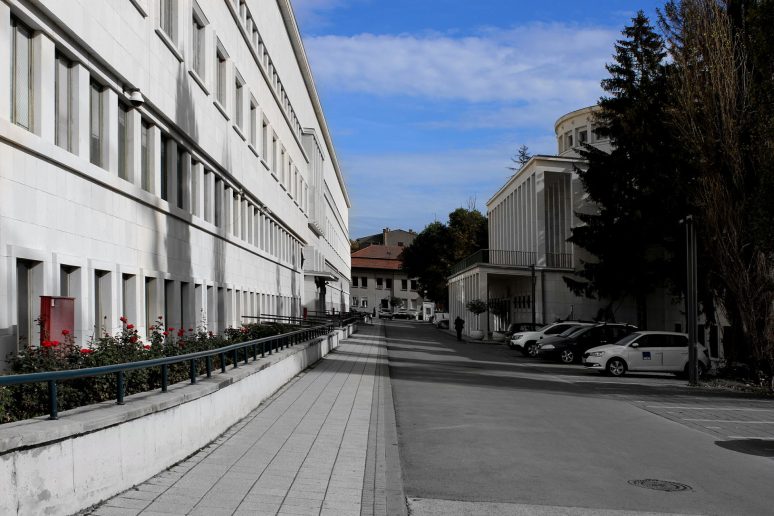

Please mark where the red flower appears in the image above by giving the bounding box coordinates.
[120,316,128,323]
[61,329,71,336]
[177,329,184,337]
[130,336,138,343]
[188,328,193,332]
[126,324,134,330]
[208,331,213,337]
[168,327,175,331]
[149,325,156,331]
[51,340,60,347]
[162,331,169,336]
[42,340,53,348]
[80,348,93,354]
[143,344,151,350]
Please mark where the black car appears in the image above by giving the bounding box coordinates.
[537,323,637,364]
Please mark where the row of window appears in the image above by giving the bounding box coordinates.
[10,15,303,269]
[351,298,419,310]
[17,258,299,346]
[160,1,310,212]
[558,125,607,153]
[351,277,418,291]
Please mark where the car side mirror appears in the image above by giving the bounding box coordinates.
[630,342,639,348]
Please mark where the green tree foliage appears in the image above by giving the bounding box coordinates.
[566,11,688,328]
[401,208,488,307]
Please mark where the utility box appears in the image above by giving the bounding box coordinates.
[40,296,75,344]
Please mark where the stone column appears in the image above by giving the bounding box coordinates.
[32,32,55,140]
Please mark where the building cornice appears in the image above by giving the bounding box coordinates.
[276,0,352,209]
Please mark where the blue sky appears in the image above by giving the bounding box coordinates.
[292,0,666,238]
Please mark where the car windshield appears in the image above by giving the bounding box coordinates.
[561,326,588,338]
[615,333,641,346]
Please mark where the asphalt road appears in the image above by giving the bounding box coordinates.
[383,319,774,516]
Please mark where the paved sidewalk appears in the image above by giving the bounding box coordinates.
[89,322,405,516]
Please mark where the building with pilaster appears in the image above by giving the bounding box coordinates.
[0,0,350,366]
[448,107,683,338]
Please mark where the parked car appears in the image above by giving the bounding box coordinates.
[537,323,637,363]
[435,318,450,329]
[502,322,541,339]
[393,310,416,320]
[378,309,393,320]
[583,331,710,377]
[509,321,593,357]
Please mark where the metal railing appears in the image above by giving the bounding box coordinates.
[545,252,573,269]
[0,318,356,421]
[450,249,537,275]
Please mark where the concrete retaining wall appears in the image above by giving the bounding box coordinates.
[0,325,354,516]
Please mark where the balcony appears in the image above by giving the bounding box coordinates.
[450,249,537,275]
[450,250,573,275]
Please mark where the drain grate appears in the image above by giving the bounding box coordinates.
[628,479,692,492]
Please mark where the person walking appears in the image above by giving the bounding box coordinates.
[454,316,464,341]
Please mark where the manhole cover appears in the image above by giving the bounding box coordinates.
[628,479,692,492]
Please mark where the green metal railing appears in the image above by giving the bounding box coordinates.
[0,316,357,421]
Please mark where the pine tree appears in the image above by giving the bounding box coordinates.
[565,11,687,328]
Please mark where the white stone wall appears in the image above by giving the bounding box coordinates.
[0,0,350,364]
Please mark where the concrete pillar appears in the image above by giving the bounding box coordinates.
[205,169,215,222]
[192,160,204,218]
[33,32,55,140]
[127,108,142,186]
[0,4,11,121]
[180,150,191,212]
[225,186,234,235]
[149,125,162,195]
[194,283,204,330]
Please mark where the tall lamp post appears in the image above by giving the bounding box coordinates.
[683,215,698,386]
[530,264,536,327]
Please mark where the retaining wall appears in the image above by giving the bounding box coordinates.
[0,325,354,515]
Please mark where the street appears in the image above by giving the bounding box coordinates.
[382,319,774,516]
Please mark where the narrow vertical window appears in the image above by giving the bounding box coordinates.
[234,78,243,127]
[177,147,185,209]
[249,101,257,147]
[216,46,226,106]
[214,178,222,227]
[160,0,175,40]
[89,81,104,167]
[191,9,205,78]
[11,18,33,130]
[160,133,169,200]
[141,120,151,191]
[118,102,131,180]
[262,119,269,158]
[55,54,73,150]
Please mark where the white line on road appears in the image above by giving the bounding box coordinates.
[683,419,774,424]
[645,406,774,412]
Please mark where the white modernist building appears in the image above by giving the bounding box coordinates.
[448,107,686,340]
[0,0,351,365]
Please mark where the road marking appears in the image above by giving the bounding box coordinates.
[683,419,774,424]
[645,405,774,412]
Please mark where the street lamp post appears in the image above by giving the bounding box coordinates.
[684,215,698,386]
[530,264,536,327]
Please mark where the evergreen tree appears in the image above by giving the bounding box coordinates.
[565,11,687,328]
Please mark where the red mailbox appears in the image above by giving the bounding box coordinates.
[40,296,75,344]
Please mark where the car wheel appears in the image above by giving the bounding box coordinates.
[527,342,539,357]
[606,358,626,377]
[560,349,574,364]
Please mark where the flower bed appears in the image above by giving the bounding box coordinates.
[0,317,295,424]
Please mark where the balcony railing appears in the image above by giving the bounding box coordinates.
[450,249,537,275]
[450,250,574,275]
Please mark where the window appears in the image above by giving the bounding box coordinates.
[17,259,43,347]
[262,119,269,159]
[60,265,79,297]
[122,274,137,324]
[361,277,367,288]
[141,120,152,191]
[565,131,573,149]
[177,147,185,209]
[191,7,206,78]
[410,280,418,291]
[352,296,358,306]
[204,170,213,223]
[578,130,588,144]
[360,298,368,308]
[11,18,33,130]
[164,280,174,328]
[89,81,104,167]
[352,277,358,288]
[376,278,383,289]
[118,102,131,180]
[55,54,74,151]
[385,278,392,289]
[249,100,257,147]
[94,270,111,336]
[401,279,408,291]
[159,0,175,40]
[159,133,169,200]
[234,77,243,127]
[214,178,222,227]
[216,45,227,106]
[145,277,157,336]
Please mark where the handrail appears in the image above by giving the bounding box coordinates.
[0,319,355,421]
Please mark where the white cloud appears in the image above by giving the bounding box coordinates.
[305,23,617,104]
[291,0,350,30]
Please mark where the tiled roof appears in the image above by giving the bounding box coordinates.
[351,257,402,270]
[351,245,404,271]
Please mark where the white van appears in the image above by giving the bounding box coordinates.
[583,331,710,377]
